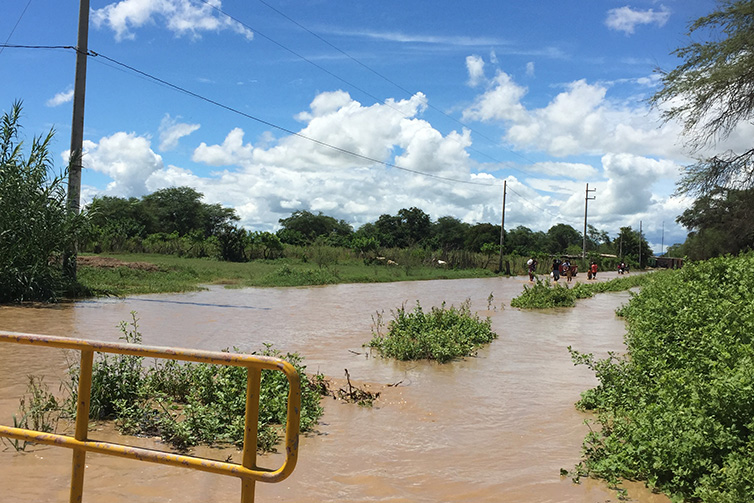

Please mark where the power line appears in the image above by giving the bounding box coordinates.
[96,50,500,187]
[0,0,34,57]
[2,43,498,188]
[195,0,539,178]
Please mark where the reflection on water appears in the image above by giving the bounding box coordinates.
[0,273,668,502]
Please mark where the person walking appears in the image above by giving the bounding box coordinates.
[527,257,537,282]
[564,259,573,282]
[590,261,598,280]
[551,258,561,282]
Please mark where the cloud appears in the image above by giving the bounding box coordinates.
[466,55,485,87]
[92,0,254,41]
[192,127,253,166]
[158,114,200,151]
[46,88,74,107]
[463,73,685,159]
[79,132,164,196]
[605,6,671,35]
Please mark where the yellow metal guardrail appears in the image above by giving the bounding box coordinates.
[0,331,300,503]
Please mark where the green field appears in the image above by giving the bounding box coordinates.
[77,253,498,296]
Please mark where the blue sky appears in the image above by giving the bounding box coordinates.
[1,0,735,252]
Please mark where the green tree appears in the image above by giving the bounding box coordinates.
[397,207,431,247]
[464,223,501,252]
[0,102,85,302]
[546,223,582,254]
[675,187,754,259]
[504,225,547,255]
[616,226,653,268]
[651,0,754,196]
[277,210,353,246]
[430,216,469,251]
[141,187,205,236]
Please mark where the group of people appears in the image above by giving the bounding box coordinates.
[526,257,599,283]
[617,261,630,274]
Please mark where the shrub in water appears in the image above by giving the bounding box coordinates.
[368,299,497,363]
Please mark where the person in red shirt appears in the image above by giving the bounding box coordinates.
[590,261,598,279]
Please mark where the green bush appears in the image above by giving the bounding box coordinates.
[368,299,497,362]
[568,254,754,501]
[0,102,86,302]
[65,313,324,452]
[510,279,577,308]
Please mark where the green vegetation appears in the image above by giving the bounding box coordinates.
[510,274,651,309]
[568,253,754,501]
[368,300,498,363]
[76,252,497,295]
[20,313,325,453]
[0,102,87,302]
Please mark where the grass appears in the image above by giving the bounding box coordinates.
[77,253,496,296]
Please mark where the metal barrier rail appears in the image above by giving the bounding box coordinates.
[0,331,300,503]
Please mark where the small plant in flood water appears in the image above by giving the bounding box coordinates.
[3,376,61,451]
[367,299,497,363]
[57,312,326,453]
[510,278,576,309]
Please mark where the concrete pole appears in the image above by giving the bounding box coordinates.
[65,0,90,280]
[497,180,507,274]
[582,183,596,261]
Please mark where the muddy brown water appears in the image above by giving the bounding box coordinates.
[0,273,669,502]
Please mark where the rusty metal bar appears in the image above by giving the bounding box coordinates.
[0,331,301,501]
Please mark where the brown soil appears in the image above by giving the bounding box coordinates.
[78,255,161,271]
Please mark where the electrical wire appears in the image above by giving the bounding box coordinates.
[1,43,499,188]
[194,0,538,178]
[0,0,34,57]
[92,50,499,187]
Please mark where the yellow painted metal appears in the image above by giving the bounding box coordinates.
[71,349,94,503]
[0,331,301,501]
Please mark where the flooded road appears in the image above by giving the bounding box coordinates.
[0,273,668,502]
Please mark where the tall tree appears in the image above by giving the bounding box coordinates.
[651,0,754,195]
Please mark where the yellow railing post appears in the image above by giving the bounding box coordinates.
[241,367,262,503]
[70,349,93,503]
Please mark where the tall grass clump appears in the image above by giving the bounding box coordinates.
[63,313,324,452]
[0,102,87,302]
[368,300,497,363]
[567,253,754,501]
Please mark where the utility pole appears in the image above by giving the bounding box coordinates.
[582,183,596,261]
[64,0,90,281]
[639,220,643,269]
[661,221,665,255]
[497,180,507,274]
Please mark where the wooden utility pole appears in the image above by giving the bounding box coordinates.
[582,183,596,261]
[497,180,507,274]
[64,0,90,280]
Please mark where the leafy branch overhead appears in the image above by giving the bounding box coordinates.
[651,0,754,196]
